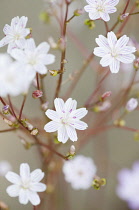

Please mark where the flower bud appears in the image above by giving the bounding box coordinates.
[126,98,138,112]
[41,101,49,111]
[134,58,139,70]
[32,90,43,99]
[2,105,9,115]
[92,176,106,190]
[48,37,58,49]
[74,9,84,16]
[0,201,8,210]
[70,145,75,155]
[84,19,95,29]
[30,128,39,135]
[119,13,129,22]
[101,91,112,101]
[39,11,50,23]
[49,70,58,76]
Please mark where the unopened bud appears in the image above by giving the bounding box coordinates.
[49,70,58,76]
[119,13,129,22]
[30,128,39,135]
[48,37,57,49]
[39,11,50,23]
[101,91,112,101]
[92,176,106,190]
[84,19,95,29]
[74,9,84,16]
[70,145,75,155]
[58,37,66,51]
[0,201,8,210]
[2,105,9,115]
[3,118,13,126]
[134,58,139,70]
[114,119,126,127]
[41,101,49,111]
[126,98,138,112]
[32,90,43,99]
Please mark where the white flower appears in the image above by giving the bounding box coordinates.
[0,161,12,176]
[44,98,88,143]
[126,98,138,112]
[5,163,47,206]
[10,38,55,78]
[63,155,97,190]
[84,0,119,22]
[94,32,136,73]
[117,161,139,210]
[0,16,30,53]
[0,58,33,97]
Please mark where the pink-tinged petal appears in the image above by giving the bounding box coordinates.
[119,46,136,54]
[57,126,69,143]
[54,98,64,113]
[71,108,88,120]
[18,16,28,28]
[116,35,129,48]
[20,163,30,181]
[44,121,59,132]
[96,35,110,49]
[11,17,20,28]
[37,42,50,54]
[10,49,25,61]
[31,169,44,182]
[28,191,40,206]
[84,5,96,12]
[100,12,110,22]
[22,28,30,37]
[25,38,36,51]
[45,109,59,121]
[106,6,117,14]
[66,126,77,142]
[109,58,120,73]
[100,54,112,67]
[40,54,55,65]
[104,0,119,7]
[35,63,47,74]
[89,11,100,20]
[3,24,11,35]
[117,54,135,63]
[7,43,18,54]
[30,183,46,192]
[6,185,20,197]
[94,47,108,57]
[64,98,77,113]
[74,120,88,130]
[0,37,9,47]
[19,189,29,205]
[107,31,117,47]
[5,172,20,184]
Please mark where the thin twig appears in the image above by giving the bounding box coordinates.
[19,95,27,120]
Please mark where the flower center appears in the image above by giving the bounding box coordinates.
[111,48,118,58]
[14,33,21,40]
[21,181,30,189]
[96,4,104,12]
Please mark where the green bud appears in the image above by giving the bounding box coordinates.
[39,11,50,23]
[84,19,95,29]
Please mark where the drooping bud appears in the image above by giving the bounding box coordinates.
[32,90,43,99]
[41,101,49,111]
[48,37,58,49]
[74,9,84,16]
[69,145,75,155]
[30,128,39,135]
[101,91,112,101]
[0,201,8,210]
[126,98,138,112]
[119,13,129,22]
[2,105,9,115]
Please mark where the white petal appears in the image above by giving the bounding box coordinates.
[57,126,69,143]
[106,6,117,14]
[86,0,96,4]
[117,54,135,63]
[31,169,44,182]
[73,120,88,130]
[20,163,30,181]
[19,189,29,205]
[6,185,20,197]
[100,12,110,22]
[44,121,59,132]
[96,35,109,49]
[18,16,28,28]
[37,42,50,54]
[104,0,119,7]
[11,17,20,28]
[45,109,59,121]
[66,126,78,142]
[107,31,117,47]
[116,35,129,48]
[35,63,47,74]
[94,47,108,57]
[41,54,55,65]
[109,59,120,73]
[64,98,77,113]
[30,183,47,192]
[3,24,11,34]
[5,172,20,184]
[70,108,88,120]
[10,49,25,61]
[119,46,136,54]
[0,37,9,47]
[89,12,100,20]
[25,38,36,51]
[28,191,40,206]
[15,39,26,49]
[54,98,64,113]
[7,43,18,54]
[84,5,96,12]
[100,54,112,67]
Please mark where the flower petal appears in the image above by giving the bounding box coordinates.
[19,189,29,205]
[35,63,47,74]
[54,98,64,113]
[73,120,88,130]
[57,126,69,143]
[5,172,20,184]
[104,0,119,6]
[84,5,96,12]
[100,54,112,67]
[119,46,136,54]
[6,185,20,197]
[18,16,28,28]
[88,11,100,20]
[116,35,129,49]
[107,31,117,47]
[117,54,135,63]
[28,191,40,206]
[66,126,78,142]
[36,42,50,54]
[44,121,59,132]
[94,47,108,57]
[3,24,11,35]
[41,54,55,65]
[96,35,110,49]
[10,49,25,61]
[31,169,44,182]
[20,163,30,181]
[0,37,9,47]
[109,58,120,73]
[64,98,77,113]
[71,108,88,120]
[45,109,59,121]
[106,6,117,14]
[25,38,36,51]
[100,12,110,22]
[30,183,47,192]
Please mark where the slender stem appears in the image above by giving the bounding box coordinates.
[33,206,37,210]
[0,97,6,106]
[104,21,109,33]
[36,73,40,90]
[0,128,16,133]
[129,12,139,16]
[115,125,139,132]
[19,95,27,120]
[109,19,119,32]
[7,95,17,118]
[54,2,69,99]
[66,14,75,23]
[122,0,131,14]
